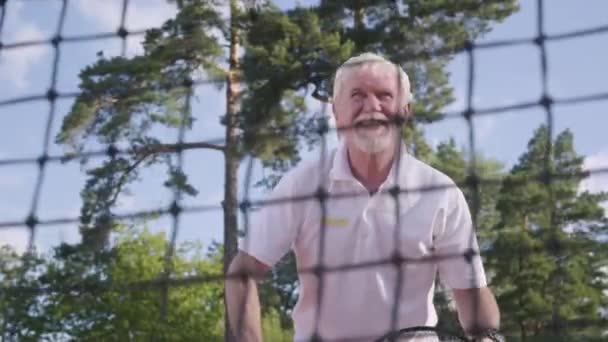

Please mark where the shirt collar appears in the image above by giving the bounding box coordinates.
[328,139,411,190]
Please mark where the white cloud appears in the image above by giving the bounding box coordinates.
[310,97,339,148]
[580,151,608,212]
[73,0,177,31]
[72,0,122,31]
[72,0,178,57]
[0,3,49,90]
[581,152,608,193]
[0,227,30,254]
[117,193,136,208]
[202,191,223,206]
[27,207,82,253]
[0,168,27,189]
[445,88,466,113]
[127,1,180,31]
[56,225,81,245]
[443,88,490,145]
[116,193,138,213]
[472,96,519,146]
[475,116,497,143]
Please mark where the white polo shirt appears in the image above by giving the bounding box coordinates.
[238,142,487,341]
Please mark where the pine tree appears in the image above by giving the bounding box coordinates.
[55,0,225,252]
[53,1,271,340]
[429,139,505,333]
[52,0,522,339]
[487,125,608,341]
[240,0,519,169]
[431,138,504,241]
[238,0,520,329]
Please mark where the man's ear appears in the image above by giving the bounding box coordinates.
[332,101,339,120]
[403,103,413,118]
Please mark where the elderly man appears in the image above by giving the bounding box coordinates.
[226,53,502,342]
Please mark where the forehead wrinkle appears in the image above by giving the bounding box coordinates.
[343,64,399,95]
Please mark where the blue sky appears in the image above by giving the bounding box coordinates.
[0,0,607,255]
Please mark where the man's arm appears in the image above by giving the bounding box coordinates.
[452,286,501,341]
[225,251,272,342]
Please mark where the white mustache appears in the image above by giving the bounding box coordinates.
[353,112,389,124]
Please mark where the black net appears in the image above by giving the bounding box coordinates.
[1,0,607,341]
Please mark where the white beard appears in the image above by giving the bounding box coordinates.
[351,128,395,153]
[349,112,400,154]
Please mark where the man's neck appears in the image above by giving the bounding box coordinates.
[347,145,398,194]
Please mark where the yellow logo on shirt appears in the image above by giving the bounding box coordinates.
[323,217,350,228]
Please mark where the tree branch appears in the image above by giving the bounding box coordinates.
[107,156,150,208]
[108,141,225,206]
[136,141,225,158]
[84,140,225,237]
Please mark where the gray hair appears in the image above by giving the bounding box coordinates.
[332,52,414,107]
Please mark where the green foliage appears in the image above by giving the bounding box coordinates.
[428,138,505,333]
[1,226,228,341]
[0,229,303,340]
[403,122,435,161]
[431,138,504,241]
[0,247,48,340]
[240,5,354,172]
[487,125,608,340]
[52,0,520,254]
[240,0,519,177]
[261,308,294,342]
[88,227,224,341]
[258,251,299,329]
[50,1,608,341]
[54,1,226,251]
[165,167,200,196]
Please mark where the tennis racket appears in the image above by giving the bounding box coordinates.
[374,326,472,342]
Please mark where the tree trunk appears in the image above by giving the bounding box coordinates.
[224,1,241,341]
[549,204,562,338]
[354,1,364,32]
[519,214,526,341]
[2,305,7,341]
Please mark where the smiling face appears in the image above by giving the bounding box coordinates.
[332,61,409,154]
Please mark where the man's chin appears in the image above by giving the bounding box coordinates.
[351,136,394,154]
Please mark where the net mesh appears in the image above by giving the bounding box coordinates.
[1,0,607,341]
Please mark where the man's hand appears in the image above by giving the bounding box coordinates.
[225,251,271,342]
[452,286,501,341]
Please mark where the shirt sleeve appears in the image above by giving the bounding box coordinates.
[238,171,301,268]
[435,187,488,289]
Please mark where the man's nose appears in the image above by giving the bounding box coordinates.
[362,94,381,112]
